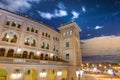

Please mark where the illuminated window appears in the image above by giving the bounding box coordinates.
[70,30,72,35]
[11,21,16,27]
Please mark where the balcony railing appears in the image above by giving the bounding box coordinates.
[0,57,69,66]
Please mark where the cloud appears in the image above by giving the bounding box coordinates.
[81,36,120,56]
[0,0,40,12]
[38,9,67,19]
[71,11,80,19]
[82,6,86,12]
[94,25,103,29]
[57,2,66,9]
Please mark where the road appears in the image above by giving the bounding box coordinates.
[80,73,120,80]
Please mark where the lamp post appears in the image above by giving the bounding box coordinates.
[107,69,114,80]
[11,69,22,80]
[40,70,47,80]
[57,70,62,80]
[76,69,84,80]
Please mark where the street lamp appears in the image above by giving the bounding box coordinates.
[57,70,62,76]
[11,69,22,80]
[76,69,84,80]
[107,69,114,80]
[40,69,47,79]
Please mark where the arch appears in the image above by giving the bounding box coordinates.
[45,54,48,60]
[24,36,36,47]
[40,53,44,60]
[0,48,5,56]
[48,69,56,80]
[22,51,28,58]
[0,68,7,80]
[1,30,19,43]
[29,52,34,59]
[24,69,37,80]
[41,40,49,49]
[7,49,14,57]
[10,35,17,43]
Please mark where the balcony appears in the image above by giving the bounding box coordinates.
[0,57,69,66]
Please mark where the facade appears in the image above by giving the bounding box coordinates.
[0,8,82,80]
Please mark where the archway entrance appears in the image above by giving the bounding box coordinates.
[7,49,14,57]
[22,51,28,58]
[40,53,44,60]
[48,69,56,80]
[0,68,7,80]
[24,69,37,80]
[62,70,68,80]
[29,52,34,59]
[0,48,5,56]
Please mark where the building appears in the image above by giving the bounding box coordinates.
[0,8,82,80]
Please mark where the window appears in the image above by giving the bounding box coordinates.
[63,32,66,36]
[31,28,34,32]
[70,30,72,35]
[35,30,38,33]
[42,32,44,36]
[24,37,36,47]
[11,21,16,27]
[66,41,69,48]
[17,24,21,28]
[27,27,30,31]
[6,21,10,26]
[66,53,69,60]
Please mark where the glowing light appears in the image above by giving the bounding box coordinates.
[107,69,113,75]
[17,48,21,53]
[57,70,62,76]
[76,70,84,77]
[40,72,47,78]
[11,73,22,79]
[37,51,40,55]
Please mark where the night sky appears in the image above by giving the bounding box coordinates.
[0,0,120,40]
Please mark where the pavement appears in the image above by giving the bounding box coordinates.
[80,73,120,80]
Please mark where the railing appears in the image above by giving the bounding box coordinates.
[0,57,69,66]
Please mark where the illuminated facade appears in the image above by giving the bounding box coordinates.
[0,8,82,80]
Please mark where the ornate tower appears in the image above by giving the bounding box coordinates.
[59,21,82,80]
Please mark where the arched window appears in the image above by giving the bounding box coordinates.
[46,44,49,49]
[11,21,16,27]
[45,33,48,37]
[31,28,34,32]
[24,37,36,47]
[27,27,30,31]
[2,31,18,43]
[0,48,5,56]
[53,45,55,51]
[42,32,44,36]
[41,42,45,48]
[2,33,9,42]
[7,49,14,57]
[10,35,17,43]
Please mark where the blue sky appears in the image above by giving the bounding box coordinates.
[0,0,120,40]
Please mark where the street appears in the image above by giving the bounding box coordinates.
[80,73,120,80]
